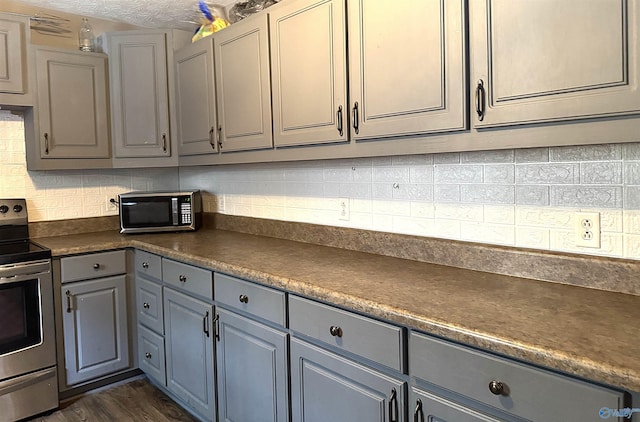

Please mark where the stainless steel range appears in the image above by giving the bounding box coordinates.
[0,199,58,422]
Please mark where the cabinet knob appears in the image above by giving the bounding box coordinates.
[329,325,343,337]
[142,262,149,269]
[488,380,507,396]
[179,274,187,282]
[143,302,150,309]
[145,352,152,359]
[93,263,100,270]
[239,294,249,304]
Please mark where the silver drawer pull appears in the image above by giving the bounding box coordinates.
[145,352,152,359]
[93,263,100,270]
[143,302,150,309]
[239,294,249,304]
[179,274,187,282]
[489,380,507,396]
[142,262,149,269]
[329,325,343,337]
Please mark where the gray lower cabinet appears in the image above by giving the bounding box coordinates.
[58,250,130,388]
[290,337,405,422]
[216,307,288,422]
[163,286,215,421]
[61,274,129,386]
[409,331,627,422]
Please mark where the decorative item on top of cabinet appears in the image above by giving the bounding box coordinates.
[470,0,640,127]
[269,0,348,147]
[58,250,130,388]
[103,30,184,166]
[214,12,274,152]
[347,0,467,140]
[175,37,218,156]
[32,47,110,160]
[0,12,30,106]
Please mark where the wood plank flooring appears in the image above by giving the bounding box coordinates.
[30,378,197,422]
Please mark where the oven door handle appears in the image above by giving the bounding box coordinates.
[0,260,51,281]
[0,367,57,396]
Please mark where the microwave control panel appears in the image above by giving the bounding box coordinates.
[180,201,192,225]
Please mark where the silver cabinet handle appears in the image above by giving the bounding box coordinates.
[239,294,249,304]
[162,133,167,152]
[209,126,215,149]
[142,262,149,269]
[203,311,210,337]
[179,274,187,283]
[336,105,343,136]
[143,302,150,309]
[145,352,152,359]
[217,126,223,150]
[489,380,507,396]
[44,132,50,155]
[329,325,342,337]
[388,388,399,422]
[65,290,72,313]
[413,399,423,422]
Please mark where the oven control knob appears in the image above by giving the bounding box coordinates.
[0,205,8,214]
[13,205,23,213]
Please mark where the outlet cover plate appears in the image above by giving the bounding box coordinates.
[574,212,601,248]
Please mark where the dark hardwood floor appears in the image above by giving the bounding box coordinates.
[30,378,197,422]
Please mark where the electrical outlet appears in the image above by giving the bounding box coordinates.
[574,212,601,248]
[105,196,118,215]
[338,198,350,221]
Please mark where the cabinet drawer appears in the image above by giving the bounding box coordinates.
[215,273,286,326]
[409,331,625,421]
[136,277,164,334]
[162,259,213,300]
[289,295,403,372]
[61,250,126,282]
[138,324,166,386]
[134,250,162,281]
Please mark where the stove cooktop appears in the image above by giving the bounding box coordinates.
[0,240,52,266]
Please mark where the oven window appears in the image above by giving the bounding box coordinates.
[0,279,41,355]
[121,199,172,227]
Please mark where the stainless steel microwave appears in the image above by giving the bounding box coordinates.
[118,190,202,234]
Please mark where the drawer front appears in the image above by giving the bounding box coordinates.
[134,250,162,281]
[61,250,126,282]
[162,258,213,300]
[215,273,286,326]
[138,324,166,386]
[289,295,403,372]
[136,277,164,334]
[409,331,625,421]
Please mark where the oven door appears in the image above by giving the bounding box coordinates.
[0,260,55,380]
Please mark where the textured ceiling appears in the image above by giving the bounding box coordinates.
[12,0,239,30]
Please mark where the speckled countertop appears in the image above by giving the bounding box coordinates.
[34,229,640,393]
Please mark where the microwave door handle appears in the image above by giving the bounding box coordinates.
[172,198,179,225]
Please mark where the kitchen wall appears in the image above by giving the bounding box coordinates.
[2,109,639,260]
[0,111,179,221]
[180,143,640,261]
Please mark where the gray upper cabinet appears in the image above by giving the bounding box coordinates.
[347,0,466,140]
[106,31,171,158]
[470,0,640,127]
[269,0,348,147]
[214,13,273,152]
[175,38,218,156]
[34,47,110,159]
[0,12,28,103]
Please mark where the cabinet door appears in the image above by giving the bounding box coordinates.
[0,14,25,94]
[290,337,405,422]
[35,48,110,159]
[164,287,215,421]
[410,387,502,422]
[108,32,171,157]
[215,13,273,152]
[175,38,218,155]
[471,0,640,127]
[216,308,288,422]
[138,324,166,386]
[348,0,466,139]
[270,0,348,147]
[136,276,164,334]
[61,275,129,386]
